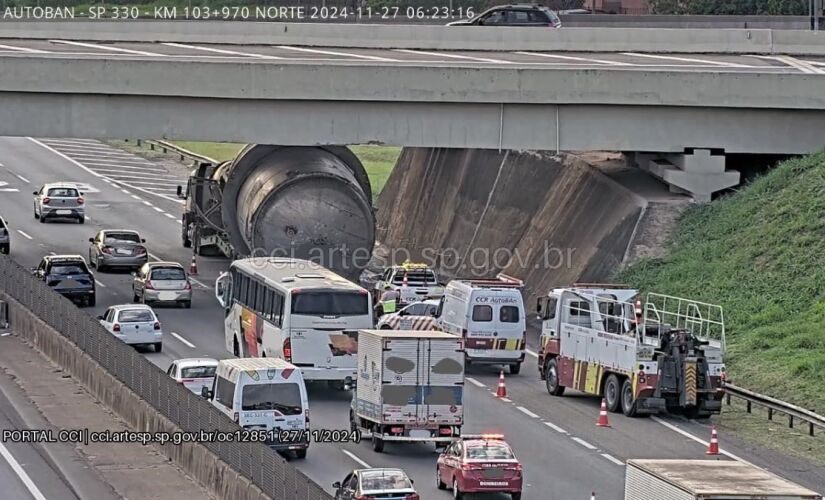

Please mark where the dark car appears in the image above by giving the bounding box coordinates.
[88,229,148,272]
[333,468,418,500]
[0,216,9,254]
[447,3,562,27]
[33,255,96,307]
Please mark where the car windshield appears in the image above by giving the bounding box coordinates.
[104,232,140,243]
[49,263,88,275]
[181,366,217,378]
[47,188,79,197]
[117,309,155,323]
[392,270,437,285]
[291,291,369,316]
[466,442,515,460]
[360,470,412,491]
[151,267,185,280]
[241,383,302,414]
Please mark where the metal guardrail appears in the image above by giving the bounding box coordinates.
[0,255,332,500]
[724,383,825,437]
[135,139,217,166]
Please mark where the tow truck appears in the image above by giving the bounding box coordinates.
[373,261,444,307]
[536,285,726,418]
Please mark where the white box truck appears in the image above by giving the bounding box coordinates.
[349,329,464,453]
[625,459,822,500]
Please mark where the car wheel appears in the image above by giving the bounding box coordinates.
[509,362,521,375]
[87,295,95,307]
[78,216,85,224]
[96,257,106,272]
[605,374,621,413]
[452,478,463,499]
[132,289,139,303]
[183,300,192,309]
[511,492,522,500]
[436,466,446,490]
[294,449,307,459]
[39,213,46,223]
[154,342,162,353]
[379,324,392,330]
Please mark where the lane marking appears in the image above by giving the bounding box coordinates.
[466,377,485,388]
[571,437,597,450]
[0,188,19,192]
[277,45,398,61]
[514,51,631,66]
[342,449,371,468]
[148,252,162,261]
[171,332,196,348]
[190,277,209,289]
[16,230,32,240]
[177,220,183,225]
[163,42,283,59]
[0,441,49,500]
[109,179,179,187]
[130,194,142,200]
[84,216,90,220]
[394,48,512,64]
[620,52,751,68]
[0,43,48,54]
[543,421,568,434]
[50,40,164,56]
[95,280,107,288]
[601,453,624,466]
[516,406,540,419]
[49,251,56,255]
[89,169,177,179]
[500,397,512,403]
[164,213,176,219]
[153,206,164,213]
[525,348,538,358]
[120,189,131,195]
[803,59,825,67]
[142,201,153,206]
[758,55,824,74]
[14,174,30,184]
[650,416,752,465]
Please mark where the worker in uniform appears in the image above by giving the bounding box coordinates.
[375,284,400,319]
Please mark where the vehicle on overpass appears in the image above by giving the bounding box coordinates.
[373,261,444,312]
[166,358,218,395]
[436,434,523,500]
[446,3,562,27]
[132,261,192,308]
[97,304,163,352]
[376,299,439,330]
[201,358,310,459]
[350,329,464,453]
[32,254,95,307]
[0,216,9,254]
[215,257,371,387]
[624,459,822,499]
[33,182,86,224]
[434,274,526,374]
[88,229,148,272]
[536,285,726,418]
[332,468,419,500]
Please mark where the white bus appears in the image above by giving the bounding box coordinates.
[215,258,372,386]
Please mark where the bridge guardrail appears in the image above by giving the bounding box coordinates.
[135,139,217,166]
[724,383,825,437]
[0,255,333,500]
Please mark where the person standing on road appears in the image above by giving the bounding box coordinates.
[376,284,400,318]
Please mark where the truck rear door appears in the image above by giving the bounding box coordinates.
[381,338,421,425]
[422,338,464,426]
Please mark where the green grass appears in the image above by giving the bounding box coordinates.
[171,142,401,199]
[616,151,825,415]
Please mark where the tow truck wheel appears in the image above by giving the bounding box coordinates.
[372,433,384,453]
[452,478,463,499]
[604,374,621,413]
[436,466,446,489]
[544,358,565,396]
[621,379,639,417]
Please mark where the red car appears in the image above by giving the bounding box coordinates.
[436,434,522,499]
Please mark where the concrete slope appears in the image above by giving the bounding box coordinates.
[376,148,646,302]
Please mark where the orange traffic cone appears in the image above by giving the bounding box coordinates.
[706,426,720,455]
[189,255,198,276]
[596,398,610,427]
[496,370,507,398]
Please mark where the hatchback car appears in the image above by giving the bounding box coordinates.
[132,261,192,307]
[437,434,523,499]
[447,4,561,27]
[33,183,86,223]
[0,216,9,254]
[166,358,218,395]
[98,304,163,352]
[333,468,418,500]
[32,255,96,307]
[89,229,148,271]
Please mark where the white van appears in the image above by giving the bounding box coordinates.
[203,358,310,458]
[435,274,526,374]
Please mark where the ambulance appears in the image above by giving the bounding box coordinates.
[374,261,444,306]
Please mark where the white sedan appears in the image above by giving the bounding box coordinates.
[376,299,439,330]
[98,304,163,352]
[166,358,218,395]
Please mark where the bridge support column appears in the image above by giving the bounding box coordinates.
[628,149,740,202]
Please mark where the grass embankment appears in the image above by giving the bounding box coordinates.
[171,142,400,200]
[616,152,825,462]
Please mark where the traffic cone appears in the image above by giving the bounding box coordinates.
[189,255,198,276]
[496,370,507,398]
[596,399,611,427]
[591,493,596,500]
[706,426,719,455]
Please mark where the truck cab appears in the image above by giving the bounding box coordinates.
[375,261,444,307]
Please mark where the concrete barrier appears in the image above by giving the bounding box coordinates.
[0,21,823,54]
[557,14,820,30]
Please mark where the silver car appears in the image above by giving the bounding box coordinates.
[98,304,162,352]
[33,183,86,223]
[166,358,219,395]
[89,230,148,271]
[132,261,192,308]
[0,216,9,254]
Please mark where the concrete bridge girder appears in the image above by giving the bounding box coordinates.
[629,149,741,202]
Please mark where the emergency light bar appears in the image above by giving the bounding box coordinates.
[457,273,524,288]
[460,434,505,440]
[399,260,429,270]
[571,282,632,289]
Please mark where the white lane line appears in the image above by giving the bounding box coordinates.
[277,45,398,61]
[651,416,751,465]
[94,280,107,288]
[13,174,30,183]
[148,252,162,261]
[514,51,630,66]
[525,348,538,358]
[341,449,371,468]
[121,189,131,195]
[190,277,209,289]
[500,397,512,403]
[171,332,196,348]
[0,441,48,500]
[90,169,177,179]
[543,421,568,434]
[803,60,825,67]
[38,145,134,155]
[394,48,512,64]
[16,230,32,240]
[768,55,823,74]
[107,179,178,187]
[49,251,56,255]
[153,206,164,213]
[466,377,485,388]
[50,40,164,56]
[163,42,283,59]
[601,453,625,466]
[620,52,751,68]
[28,137,103,179]
[130,194,142,200]
[571,437,597,450]
[142,201,153,207]
[164,213,176,219]
[516,406,540,419]
[0,43,48,54]
[177,220,183,225]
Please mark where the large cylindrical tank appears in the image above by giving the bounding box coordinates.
[219,145,375,280]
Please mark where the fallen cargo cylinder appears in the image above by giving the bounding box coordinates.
[219,145,375,280]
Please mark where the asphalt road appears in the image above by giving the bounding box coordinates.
[0,136,823,499]
[0,38,824,74]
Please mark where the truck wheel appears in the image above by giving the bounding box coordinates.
[621,379,639,417]
[604,374,621,413]
[349,411,357,432]
[509,363,521,375]
[452,478,463,499]
[372,434,384,453]
[233,337,240,357]
[182,225,192,248]
[436,466,446,489]
[684,406,711,420]
[544,358,565,396]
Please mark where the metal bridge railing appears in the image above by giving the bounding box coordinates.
[134,139,217,167]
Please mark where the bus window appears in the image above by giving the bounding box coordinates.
[291,291,369,316]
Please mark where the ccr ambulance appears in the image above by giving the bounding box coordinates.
[434,274,526,374]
